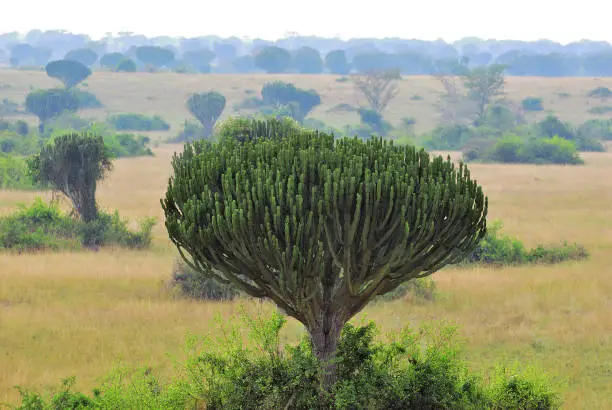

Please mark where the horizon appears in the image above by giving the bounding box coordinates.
[3,0,612,45]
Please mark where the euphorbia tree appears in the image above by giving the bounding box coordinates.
[161,120,488,390]
[186,91,226,138]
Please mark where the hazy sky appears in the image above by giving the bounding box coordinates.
[4,0,610,44]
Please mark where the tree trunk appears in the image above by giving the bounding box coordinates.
[75,187,98,223]
[307,313,345,392]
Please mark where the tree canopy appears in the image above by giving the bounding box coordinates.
[45,59,92,89]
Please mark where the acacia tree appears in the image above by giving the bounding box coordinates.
[161,119,488,391]
[462,64,507,124]
[45,59,92,89]
[28,131,112,223]
[350,69,400,114]
[186,92,226,138]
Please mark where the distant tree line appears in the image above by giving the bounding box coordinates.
[2,30,612,76]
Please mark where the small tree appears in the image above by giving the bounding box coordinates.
[25,88,80,135]
[182,49,216,73]
[116,58,137,72]
[45,60,92,89]
[162,119,488,392]
[261,81,321,123]
[27,131,112,222]
[434,74,477,126]
[462,64,507,124]
[293,46,324,74]
[325,50,351,75]
[100,52,126,70]
[186,92,226,138]
[350,70,400,114]
[254,46,292,73]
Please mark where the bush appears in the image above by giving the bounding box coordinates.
[587,86,612,99]
[587,106,612,115]
[521,97,544,111]
[107,113,170,131]
[0,153,39,190]
[13,312,561,409]
[170,259,240,301]
[103,133,154,157]
[71,89,103,109]
[374,278,437,303]
[0,131,39,155]
[170,119,206,142]
[464,220,588,265]
[0,198,155,252]
[0,98,22,115]
[577,119,612,140]
[468,135,584,165]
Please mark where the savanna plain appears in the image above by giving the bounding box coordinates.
[1,71,612,408]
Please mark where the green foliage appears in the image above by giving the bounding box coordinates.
[170,259,240,301]
[170,119,205,143]
[292,46,323,74]
[464,220,588,265]
[325,50,351,75]
[577,118,612,140]
[521,97,544,111]
[107,113,170,131]
[25,88,81,134]
[587,86,612,99]
[0,131,39,155]
[260,81,321,122]
[100,52,126,69]
[134,45,175,69]
[182,49,216,73]
[64,48,99,67]
[0,98,23,115]
[254,46,292,73]
[186,92,226,138]
[215,116,304,144]
[374,277,437,302]
[116,58,137,72]
[0,197,155,252]
[587,105,612,115]
[45,59,92,89]
[468,135,584,165]
[0,153,39,190]
[12,313,561,409]
[27,131,113,222]
[357,107,391,135]
[70,89,103,109]
[103,133,153,158]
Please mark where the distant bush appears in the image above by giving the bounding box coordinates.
[588,106,612,115]
[464,220,588,266]
[116,58,137,72]
[410,94,423,101]
[0,198,155,252]
[0,98,22,115]
[234,96,266,110]
[577,119,612,140]
[0,131,39,155]
[107,113,170,131]
[587,86,612,99]
[521,97,544,111]
[170,119,206,142]
[421,124,478,150]
[0,153,39,190]
[12,312,562,409]
[103,133,153,158]
[374,278,436,303]
[170,259,239,301]
[71,89,103,109]
[467,135,584,165]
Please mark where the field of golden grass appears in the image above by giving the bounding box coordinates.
[1,144,612,408]
[2,69,612,135]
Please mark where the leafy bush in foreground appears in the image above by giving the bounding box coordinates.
[0,198,155,251]
[107,113,170,131]
[12,312,561,409]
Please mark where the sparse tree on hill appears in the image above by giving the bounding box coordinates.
[25,88,80,135]
[186,92,226,138]
[434,74,476,126]
[162,119,488,392]
[45,60,92,89]
[100,52,126,70]
[27,131,112,223]
[350,70,400,114]
[64,48,99,67]
[462,64,507,125]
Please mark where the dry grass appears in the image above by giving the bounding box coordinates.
[0,88,612,406]
[2,70,612,135]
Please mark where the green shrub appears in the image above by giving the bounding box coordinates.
[588,106,612,115]
[103,133,154,157]
[13,312,561,409]
[71,89,103,109]
[107,113,170,131]
[464,220,588,265]
[170,259,240,301]
[374,278,437,302]
[587,86,612,99]
[521,97,544,111]
[0,131,40,155]
[0,153,39,190]
[577,119,612,140]
[468,135,584,165]
[170,119,206,142]
[0,198,155,252]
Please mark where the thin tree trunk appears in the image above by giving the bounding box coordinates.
[307,313,345,392]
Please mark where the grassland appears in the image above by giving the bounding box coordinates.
[2,69,612,136]
[1,145,612,408]
[1,70,612,408]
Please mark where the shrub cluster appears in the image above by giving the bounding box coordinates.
[12,312,561,410]
[107,113,170,131]
[103,133,154,157]
[0,198,155,252]
[0,153,39,190]
[170,260,240,301]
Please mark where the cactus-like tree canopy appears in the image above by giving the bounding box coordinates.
[161,120,487,388]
